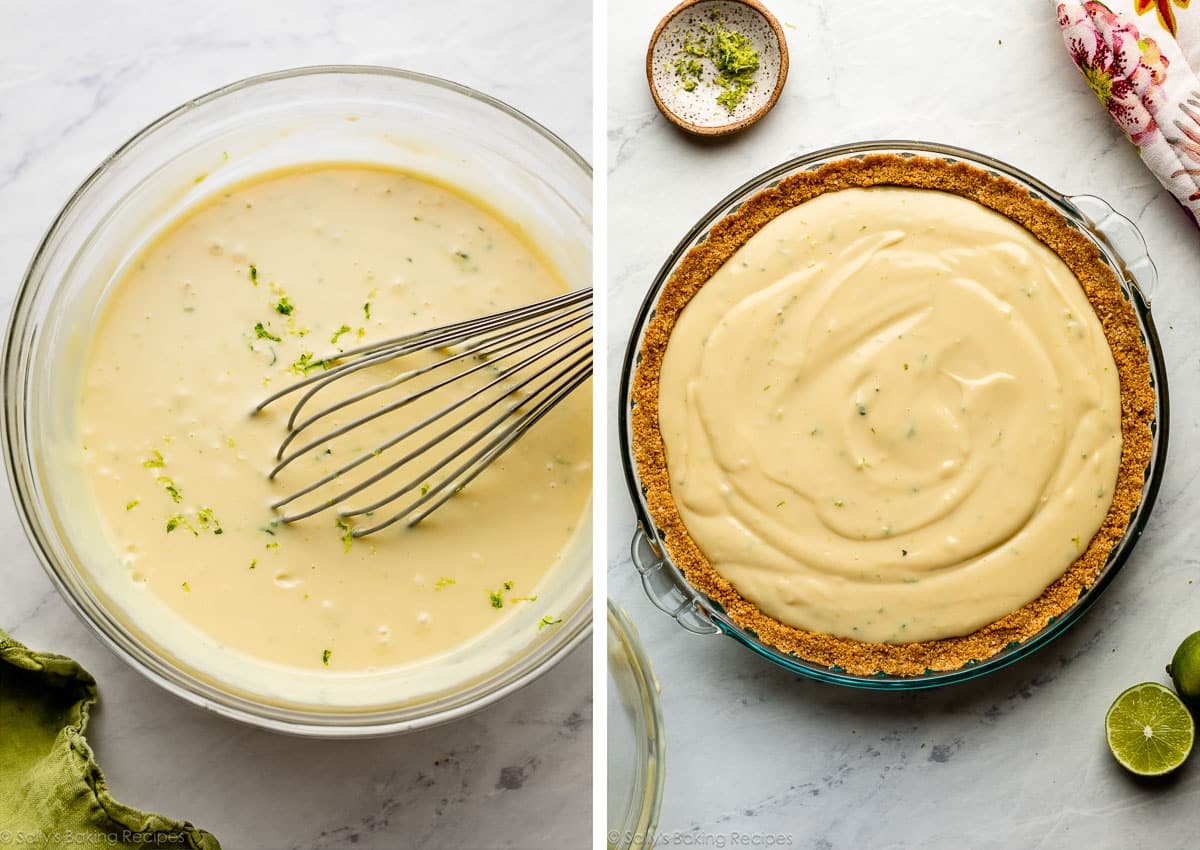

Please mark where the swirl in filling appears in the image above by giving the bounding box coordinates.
[658,187,1121,643]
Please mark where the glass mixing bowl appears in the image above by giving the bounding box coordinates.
[2,67,592,736]
[607,600,666,850]
[618,140,1168,690]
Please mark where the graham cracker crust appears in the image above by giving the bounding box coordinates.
[630,154,1156,676]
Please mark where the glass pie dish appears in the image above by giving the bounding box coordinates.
[617,140,1168,690]
[607,600,665,850]
[2,66,592,736]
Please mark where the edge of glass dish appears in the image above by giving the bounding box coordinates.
[617,139,1170,691]
[607,600,666,850]
[1,65,593,736]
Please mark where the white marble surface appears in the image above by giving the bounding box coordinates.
[0,3,591,848]
[608,1,1200,848]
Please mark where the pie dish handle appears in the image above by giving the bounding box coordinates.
[1068,194,1158,305]
[630,525,720,636]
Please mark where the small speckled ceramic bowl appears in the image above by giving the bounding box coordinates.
[647,0,788,136]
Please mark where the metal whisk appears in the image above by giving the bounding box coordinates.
[255,287,592,536]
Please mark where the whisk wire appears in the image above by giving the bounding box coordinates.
[336,347,591,520]
[350,358,592,535]
[255,287,590,413]
[269,317,592,478]
[256,287,593,533]
[273,301,591,460]
[271,335,591,518]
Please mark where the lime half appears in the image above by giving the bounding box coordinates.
[1167,631,1200,709]
[1106,682,1195,776]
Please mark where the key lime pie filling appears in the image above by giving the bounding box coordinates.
[72,163,591,705]
[631,155,1154,675]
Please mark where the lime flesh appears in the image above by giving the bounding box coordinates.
[1106,682,1195,776]
[1167,631,1200,709]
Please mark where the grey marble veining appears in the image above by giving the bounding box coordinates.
[608,1,1200,848]
[0,2,591,848]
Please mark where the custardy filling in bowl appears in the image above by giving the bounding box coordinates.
[75,164,591,685]
[657,186,1122,643]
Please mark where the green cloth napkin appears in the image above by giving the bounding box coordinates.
[0,629,220,849]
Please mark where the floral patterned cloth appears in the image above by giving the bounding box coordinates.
[1055,0,1200,225]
